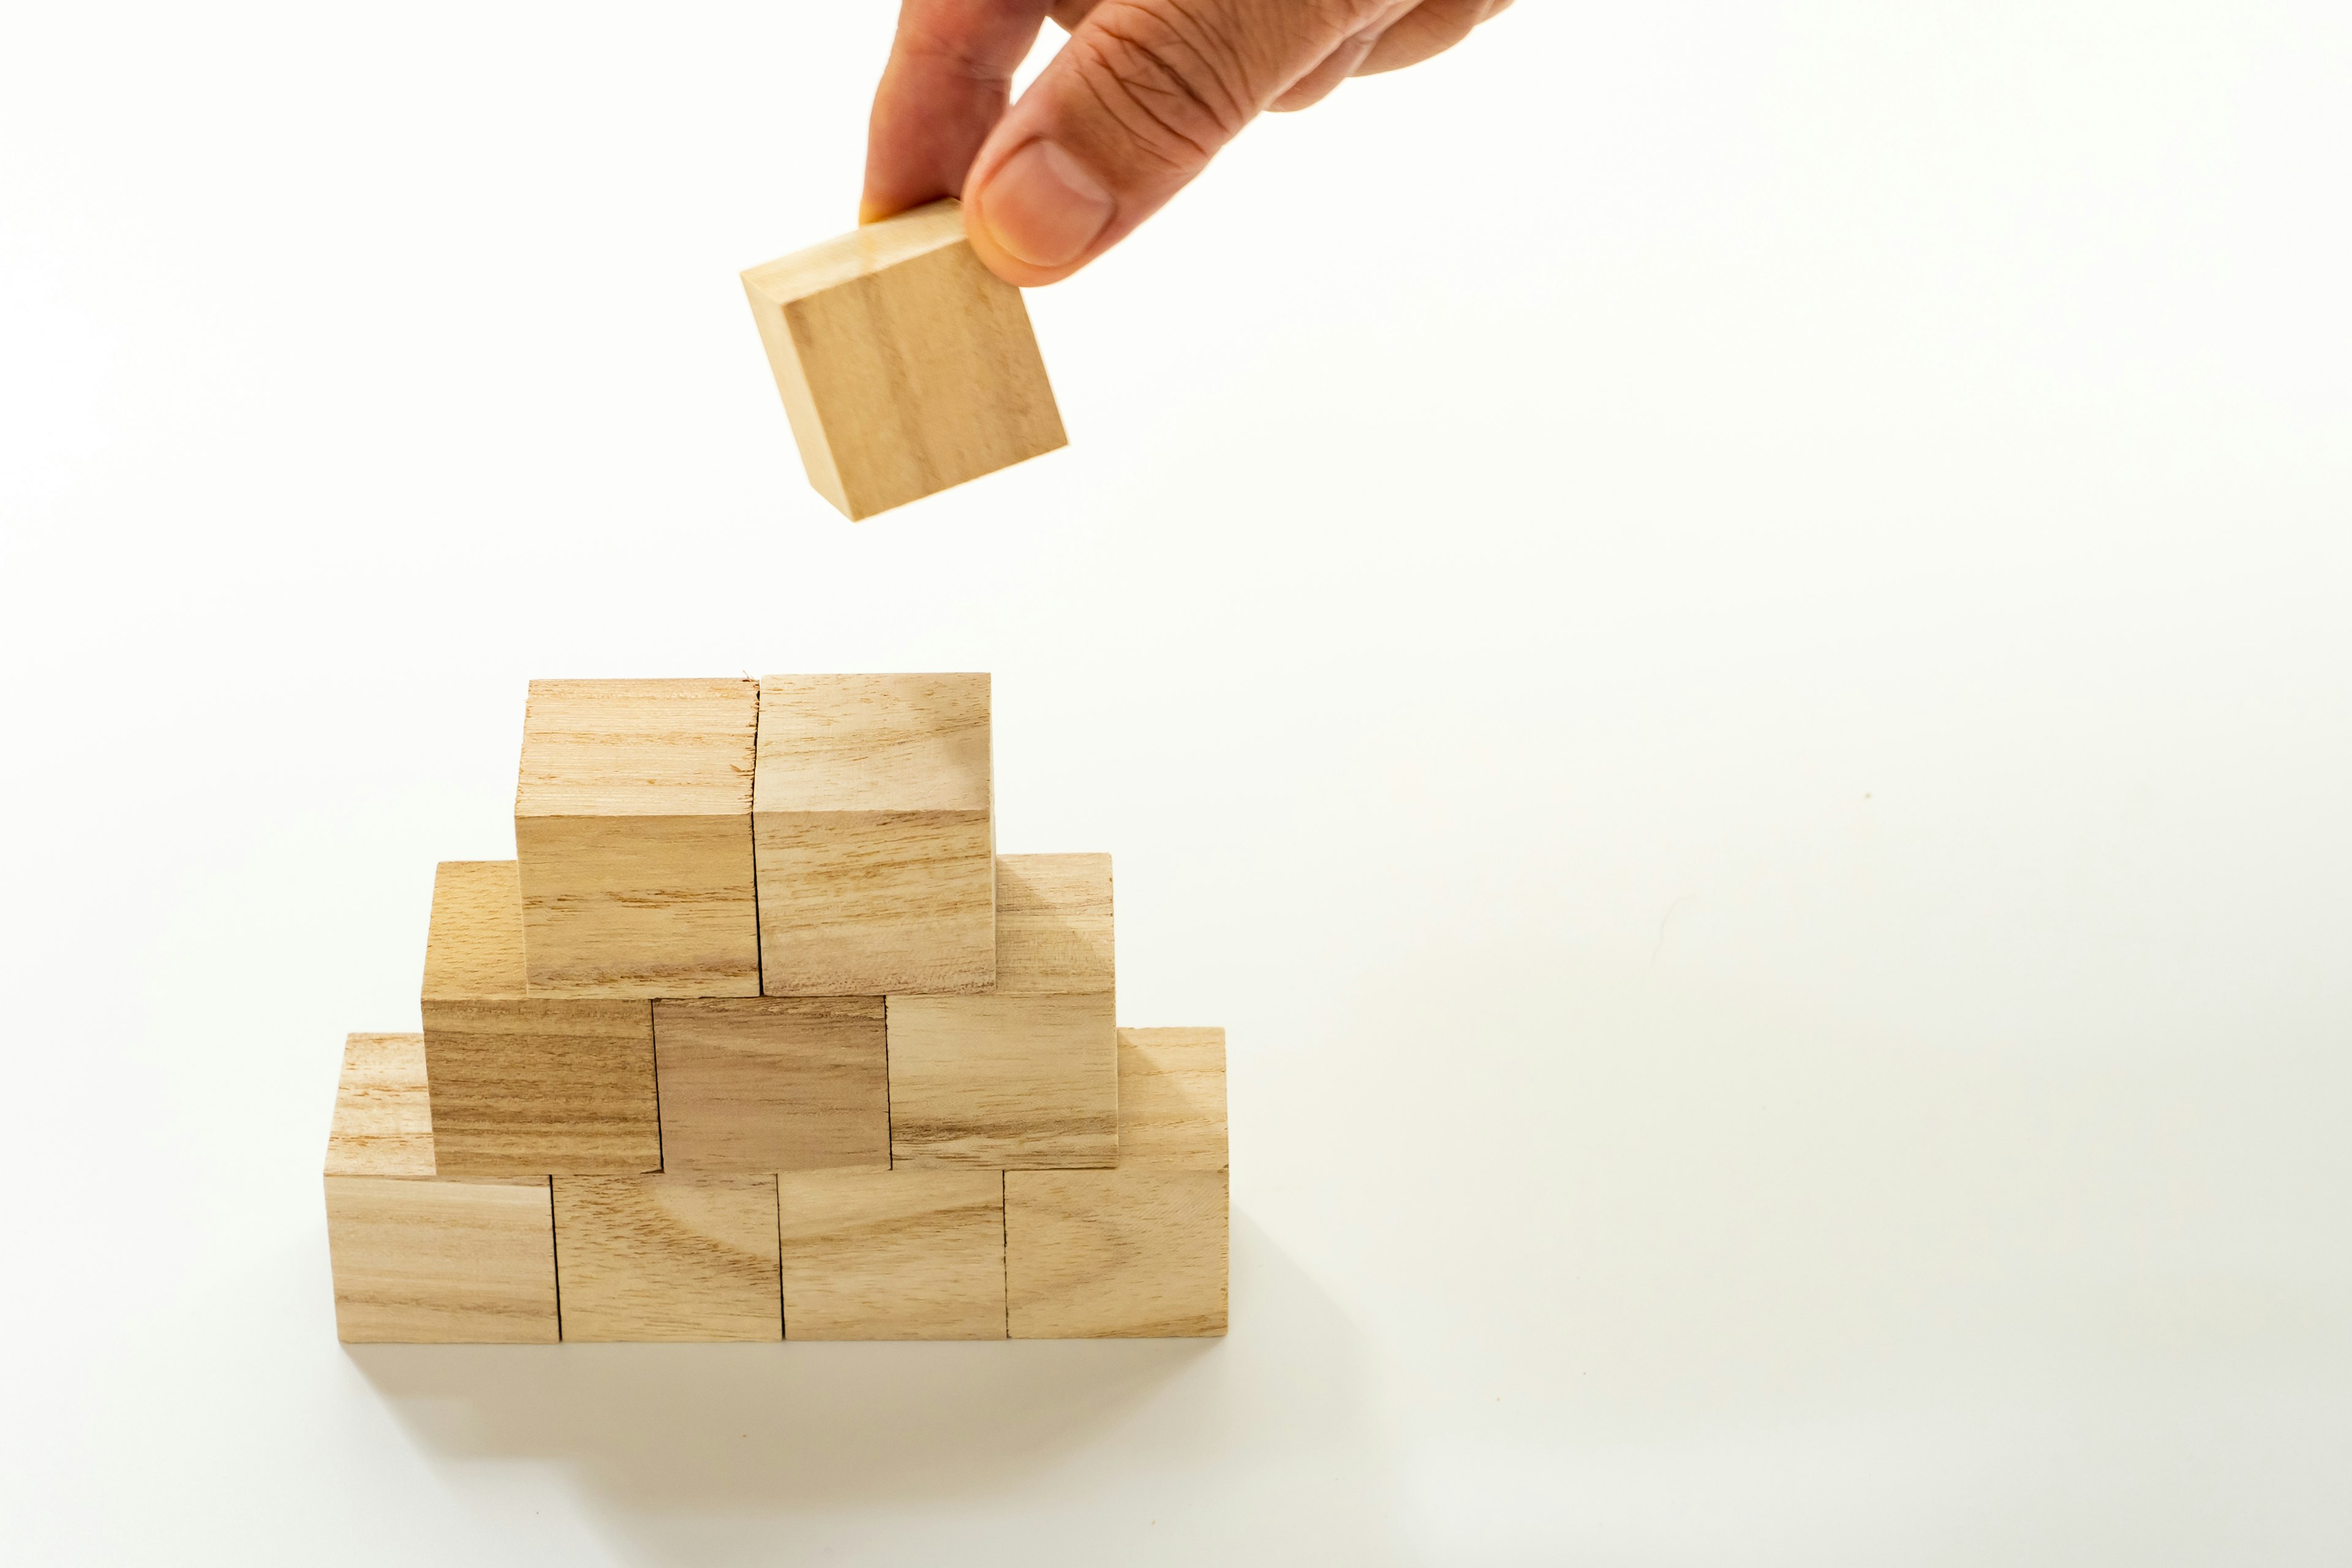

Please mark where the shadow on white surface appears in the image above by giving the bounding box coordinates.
[345,1210,1409,1555]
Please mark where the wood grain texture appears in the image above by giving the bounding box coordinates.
[741,199,1065,521]
[1114,1027,1228,1170]
[775,1169,1006,1340]
[887,993,1117,1169]
[994,853,1113,995]
[884,851,1115,1169]
[1005,1169,1228,1339]
[755,674,994,997]
[421,861,660,1178]
[322,1032,559,1344]
[325,1030,437,1178]
[514,677,760,998]
[653,997,889,1174]
[552,1176,782,1342]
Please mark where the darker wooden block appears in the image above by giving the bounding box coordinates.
[653,997,889,1174]
[421,861,660,1177]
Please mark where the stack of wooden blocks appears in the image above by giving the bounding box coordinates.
[324,674,1227,1344]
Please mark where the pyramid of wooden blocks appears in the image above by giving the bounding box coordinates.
[742,200,1065,520]
[326,673,1225,1343]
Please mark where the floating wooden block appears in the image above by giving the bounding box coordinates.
[421,861,660,1177]
[742,199,1065,520]
[514,677,760,998]
[552,1176,782,1342]
[322,1032,559,1344]
[653,997,889,1175]
[775,1169,1006,1340]
[1006,1026,1229,1338]
[755,673,994,997]
[886,853,1116,1169]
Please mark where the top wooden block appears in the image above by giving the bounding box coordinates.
[516,679,758,818]
[515,679,761,997]
[742,200,1066,521]
[753,672,992,815]
[755,674,995,997]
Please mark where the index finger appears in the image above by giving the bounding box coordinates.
[862,0,1055,223]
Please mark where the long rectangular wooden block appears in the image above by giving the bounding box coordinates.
[755,673,994,997]
[1005,1027,1229,1339]
[775,1169,1006,1340]
[653,997,889,1174]
[886,853,1116,1169]
[742,199,1066,520]
[421,861,661,1177]
[514,677,761,998]
[322,1031,559,1344]
[552,1176,783,1342]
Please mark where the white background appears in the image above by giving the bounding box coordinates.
[4,2,2349,1562]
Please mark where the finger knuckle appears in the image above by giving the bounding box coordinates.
[1069,1,1264,172]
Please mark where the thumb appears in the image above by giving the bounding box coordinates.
[962,0,1387,284]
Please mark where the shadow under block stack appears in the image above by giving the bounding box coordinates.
[326,673,1227,1342]
[741,199,1066,520]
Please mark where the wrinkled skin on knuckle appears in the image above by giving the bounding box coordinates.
[1061,0,1269,172]
[1356,0,1509,75]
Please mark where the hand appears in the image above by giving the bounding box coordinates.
[861,0,1513,285]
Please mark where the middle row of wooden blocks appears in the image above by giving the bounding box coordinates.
[514,673,997,1000]
[422,851,1114,1177]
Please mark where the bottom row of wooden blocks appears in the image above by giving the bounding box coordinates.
[324,1030,1228,1342]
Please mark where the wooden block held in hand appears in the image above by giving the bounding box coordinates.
[775,1169,1006,1340]
[742,199,1065,520]
[421,861,661,1177]
[514,678,761,998]
[886,853,1117,1169]
[654,997,889,1175]
[1005,1023,1228,1338]
[322,1032,559,1344]
[755,673,994,997]
[552,1176,782,1342]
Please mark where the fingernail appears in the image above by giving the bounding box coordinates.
[979,140,1115,269]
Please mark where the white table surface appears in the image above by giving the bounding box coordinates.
[4,3,2348,1562]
